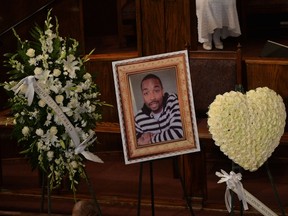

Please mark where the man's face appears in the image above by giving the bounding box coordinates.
[141,78,164,113]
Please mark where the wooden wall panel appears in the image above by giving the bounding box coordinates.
[245,58,288,133]
[138,0,166,55]
[138,0,194,55]
[165,0,192,52]
[85,59,119,123]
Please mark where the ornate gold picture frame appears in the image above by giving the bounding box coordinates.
[112,50,200,164]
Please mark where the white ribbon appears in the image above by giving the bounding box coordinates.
[12,76,35,106]
[12,76,103,163]
[216,169,248,212]
[216,169,278,216]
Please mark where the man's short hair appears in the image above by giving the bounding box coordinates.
[141,73,163,90]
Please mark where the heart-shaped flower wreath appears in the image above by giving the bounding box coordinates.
[207,87,286,171]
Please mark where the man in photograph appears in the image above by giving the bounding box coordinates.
[135,73,183,145]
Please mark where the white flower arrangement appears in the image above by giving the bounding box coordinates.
[207,87,286,171]
[2,10,109,193]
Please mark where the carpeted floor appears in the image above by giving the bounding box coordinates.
[1,152,287,216]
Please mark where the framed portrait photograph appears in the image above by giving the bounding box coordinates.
[112,50,200,164]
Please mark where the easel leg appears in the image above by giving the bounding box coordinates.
[230,162,243,216]
[149,161,155,216]
[265,161,286,216]
[40,171,45,212]
[137,159,195,216]
[40,169,101,215]
[137,162,155,216]
[47,176,51,215]
[40,172,51,215]
[84,169,102,216]
[137,163,143,216]
[176,156,195,216]
[0,146,2,190]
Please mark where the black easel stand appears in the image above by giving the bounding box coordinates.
[40,170,102,216]
[230,161,286,216]
[84,169,102,216]
[265,161,286,216]
[137,162,154,216]
[40,172,51,215]
[137,158,195,216]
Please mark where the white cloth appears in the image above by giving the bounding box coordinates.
[196,0,241,43]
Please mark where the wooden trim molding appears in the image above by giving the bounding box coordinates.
[0,109,120,134]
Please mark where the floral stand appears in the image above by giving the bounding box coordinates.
[2,9,109,215]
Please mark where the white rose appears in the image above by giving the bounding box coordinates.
[55,95,64,104]
[37,142,43,150]
[36,128,44,136]
[20,84,28,94]
[83,73,91,80]
[38,99,46,107]
[70,161,78,169]
[26,48,35,57]
[38,155,43,162]
[53,69,61,77]
[55,158,60,165]
[75,85,83,93]
[22,126,30,136]
[47,151,54,160]
[50,126,58,135]
[34,67,43,75]
[66,110,73,117]
[81,120,87,127]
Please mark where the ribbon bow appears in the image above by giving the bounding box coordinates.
[74,134,103,163]
[12,76,36,106]
[216,169,248,212]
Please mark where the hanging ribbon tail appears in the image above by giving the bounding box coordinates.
[236,181,249,210]
[81,151,104,163]
[25,79,35,106]
[225,188,232,212]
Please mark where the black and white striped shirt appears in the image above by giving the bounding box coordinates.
[135,93,183,143]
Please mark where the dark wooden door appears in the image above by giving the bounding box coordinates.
[137,0,195,56]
